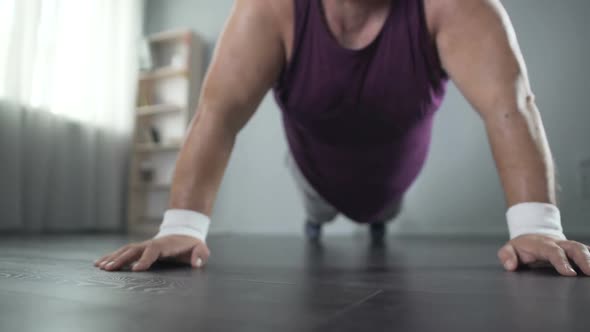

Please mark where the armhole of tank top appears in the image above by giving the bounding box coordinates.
[276,0,308,87]
[416,0,448,83]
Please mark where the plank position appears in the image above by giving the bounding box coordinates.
[96,0,590,276]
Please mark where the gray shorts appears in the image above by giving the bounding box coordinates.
[285,152,403,225]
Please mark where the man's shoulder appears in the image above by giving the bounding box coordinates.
[234,0,293,36]
[424,0,503,34]
[234,0,292,22]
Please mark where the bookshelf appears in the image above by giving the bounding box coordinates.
[128,29,205,235]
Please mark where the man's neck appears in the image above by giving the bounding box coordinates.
[322,0,391,49]
[322,0,391,34]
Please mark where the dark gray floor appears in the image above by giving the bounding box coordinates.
[0,234,589,332]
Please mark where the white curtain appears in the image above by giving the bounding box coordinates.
[0,0,142,232]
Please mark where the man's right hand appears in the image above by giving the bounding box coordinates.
[93,235,210,272]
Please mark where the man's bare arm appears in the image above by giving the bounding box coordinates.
[431,0,590,276]
[433,0,553,205]
[170,0,285,214]
[94,0,286,272]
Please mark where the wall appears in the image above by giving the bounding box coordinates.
[144,0,590,236]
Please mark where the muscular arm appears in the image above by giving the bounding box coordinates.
[431,0,590,277]
[94,0,286,272]
[170,0,285,214]
[433,0,554,206]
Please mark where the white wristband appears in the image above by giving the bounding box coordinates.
[154,209,210,243]
[506,202,565,240]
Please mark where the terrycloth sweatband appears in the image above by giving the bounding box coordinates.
[506,202,565,240]
[154,209,210,243]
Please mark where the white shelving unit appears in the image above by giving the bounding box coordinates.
[127,29,205,235]
[136,104,184,117]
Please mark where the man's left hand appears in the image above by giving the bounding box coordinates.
[498,234,590,277]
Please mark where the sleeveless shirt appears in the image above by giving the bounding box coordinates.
[273,0,448,223]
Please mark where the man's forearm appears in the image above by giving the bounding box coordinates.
[485,97,556,206]
[168,107,237,216]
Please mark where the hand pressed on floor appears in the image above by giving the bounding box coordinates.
[94,235,210,272]
[498,234,590,277]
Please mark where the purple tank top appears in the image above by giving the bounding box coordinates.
[273,0,448,223]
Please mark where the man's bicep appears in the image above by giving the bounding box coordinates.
[435,0,531,118]
[199,0,285,132]
[433,0,557,205]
